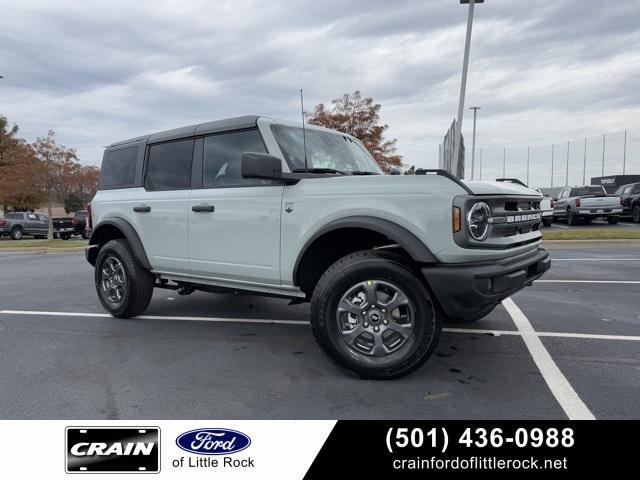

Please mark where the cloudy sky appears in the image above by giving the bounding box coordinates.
[1,0,639,182]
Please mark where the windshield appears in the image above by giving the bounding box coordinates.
[270,125,383,174]
[570,186,606,196]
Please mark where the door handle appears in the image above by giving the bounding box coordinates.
[133,205,151,213]
[192,205,215,213]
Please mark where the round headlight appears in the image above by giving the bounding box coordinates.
[467,202,491,241]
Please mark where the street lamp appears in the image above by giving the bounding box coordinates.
[469,106,481,180]
[452,0,484,178]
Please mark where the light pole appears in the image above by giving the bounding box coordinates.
[469,106,480,180]
[452,0,484,178]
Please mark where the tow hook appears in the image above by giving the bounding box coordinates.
[177,283,196,296]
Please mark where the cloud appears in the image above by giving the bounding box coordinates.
[0,0,639,188]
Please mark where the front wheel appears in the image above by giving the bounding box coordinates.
[633,206,640,224]
[95,239,155,318]
[607,216,620,225]
[310,250,441,379]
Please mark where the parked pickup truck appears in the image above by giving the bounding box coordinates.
[552,185,623,225]
[86,115,550,379]
[0,212,50,239]
[53,217,76,240]
[616,182,640,223]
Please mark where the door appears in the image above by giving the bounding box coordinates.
[188,129,284,285]
[554,188,569,216]
[35,214,49,235]
[134,138,194,272]
[24,213,42,235]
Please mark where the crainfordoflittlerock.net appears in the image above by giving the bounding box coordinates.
[393,456,568,471]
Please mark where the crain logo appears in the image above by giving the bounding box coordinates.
[66,427,160,473]
[176,428,251,455]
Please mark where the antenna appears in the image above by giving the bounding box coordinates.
[300,89,308,173]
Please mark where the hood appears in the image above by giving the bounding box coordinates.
[463,180,541,197]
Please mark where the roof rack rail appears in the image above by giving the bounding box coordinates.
[414,168,473,194]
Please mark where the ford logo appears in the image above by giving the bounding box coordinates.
[176,428,251,455]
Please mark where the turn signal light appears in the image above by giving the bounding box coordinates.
[452,207,461,233]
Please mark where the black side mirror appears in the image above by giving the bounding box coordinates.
[241,153,283,181]
[389,166,402,175]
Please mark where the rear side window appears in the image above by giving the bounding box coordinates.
[203,129,267,188]
[101,147,138,188]
[145,139,194,190]
[5,213,22,220]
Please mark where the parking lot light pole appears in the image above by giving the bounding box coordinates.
[469,106,480,179]
[453,0,484,178]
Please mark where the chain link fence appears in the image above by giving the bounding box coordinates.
[465,129,639,188]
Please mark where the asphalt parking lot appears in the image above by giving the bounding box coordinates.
[0,242,638,420]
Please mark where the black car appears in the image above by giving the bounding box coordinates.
[616,183,640,223]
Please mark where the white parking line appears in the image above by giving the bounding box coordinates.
[1,310,639,343]
[550,258,640,261]
[536,280,640,284]
[502,298,595,420]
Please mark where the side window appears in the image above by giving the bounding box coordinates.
[633,185,640,194]
[6,213,21,220]
[145,139,194,191]
[27,213,37,220]
[623,186,632,195]
[202,129,268,188]
[37,214,48,222]
[101,147,138,188]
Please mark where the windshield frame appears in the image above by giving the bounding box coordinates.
[269,124,383,175]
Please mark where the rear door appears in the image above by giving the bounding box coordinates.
[134,138,194,272]
[188,129,283,285]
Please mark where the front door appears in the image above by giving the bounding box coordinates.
[188,129,283,285]
[134,138,194,272]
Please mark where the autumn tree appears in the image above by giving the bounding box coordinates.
[306,91,402,171]
[32,130,80,239]
[0,116,43,213]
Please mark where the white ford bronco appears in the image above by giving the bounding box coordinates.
[87,115,550,378]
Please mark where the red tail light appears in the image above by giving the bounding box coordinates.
[71,217,79,225]
[575,198,581,207]
[0,219,6,227]
[620,196,624,206]
[87,202,92,230]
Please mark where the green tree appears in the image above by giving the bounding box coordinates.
[306,91,402,172]
[64,193,84,213]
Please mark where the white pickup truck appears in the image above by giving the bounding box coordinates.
[552,185,623,225]
[86,116,550,378]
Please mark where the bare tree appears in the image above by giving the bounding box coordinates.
[32,130,79,239]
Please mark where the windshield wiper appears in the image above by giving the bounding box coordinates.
[292,168,346,175]
[350,170,380,175]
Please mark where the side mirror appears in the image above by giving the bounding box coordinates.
[241,152,283,181]
[389,166,402,175]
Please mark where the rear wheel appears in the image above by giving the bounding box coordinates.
[81,230,91,240]
[567,208,578,226]
[633,206,640,224]
[542,217,553,227]
[310,250,441,379]
[10,227,23,240]
[607,216,619,225]
[61,233,71,240]
[95,239,154,318]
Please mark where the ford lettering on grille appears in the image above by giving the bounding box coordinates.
[176,428,251,455]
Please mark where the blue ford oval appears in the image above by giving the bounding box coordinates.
[176,428,251,455]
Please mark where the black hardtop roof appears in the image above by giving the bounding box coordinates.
[107,115,260,148]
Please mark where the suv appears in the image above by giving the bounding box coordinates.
[616,182,640,223]
[0,212,50,239]
[86,116,550,379]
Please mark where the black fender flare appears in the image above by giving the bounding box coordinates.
[87,217,151,269]
[293,216,438,285]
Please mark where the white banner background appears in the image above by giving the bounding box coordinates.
[0,420,336,479]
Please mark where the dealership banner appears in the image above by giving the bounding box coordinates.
[0,420,636,477]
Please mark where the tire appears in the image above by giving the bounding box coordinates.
[633,206,640,224]
[542,217,553,227]
[583,217,592,224]
[81,230,91,240]
[567,208,578,226]
[607,216,619,225]
[442,304,497,324]
[61,233,71,240]
[10,227,23,240]
[95,239,155,318]
[310,250,441,379]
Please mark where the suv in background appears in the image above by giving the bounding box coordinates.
[616,182,640,223]
[86,115,550,379]
[0,212,49,239]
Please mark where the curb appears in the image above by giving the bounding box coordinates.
[0,247,87,255]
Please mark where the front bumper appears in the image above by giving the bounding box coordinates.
[422,247,550,320]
